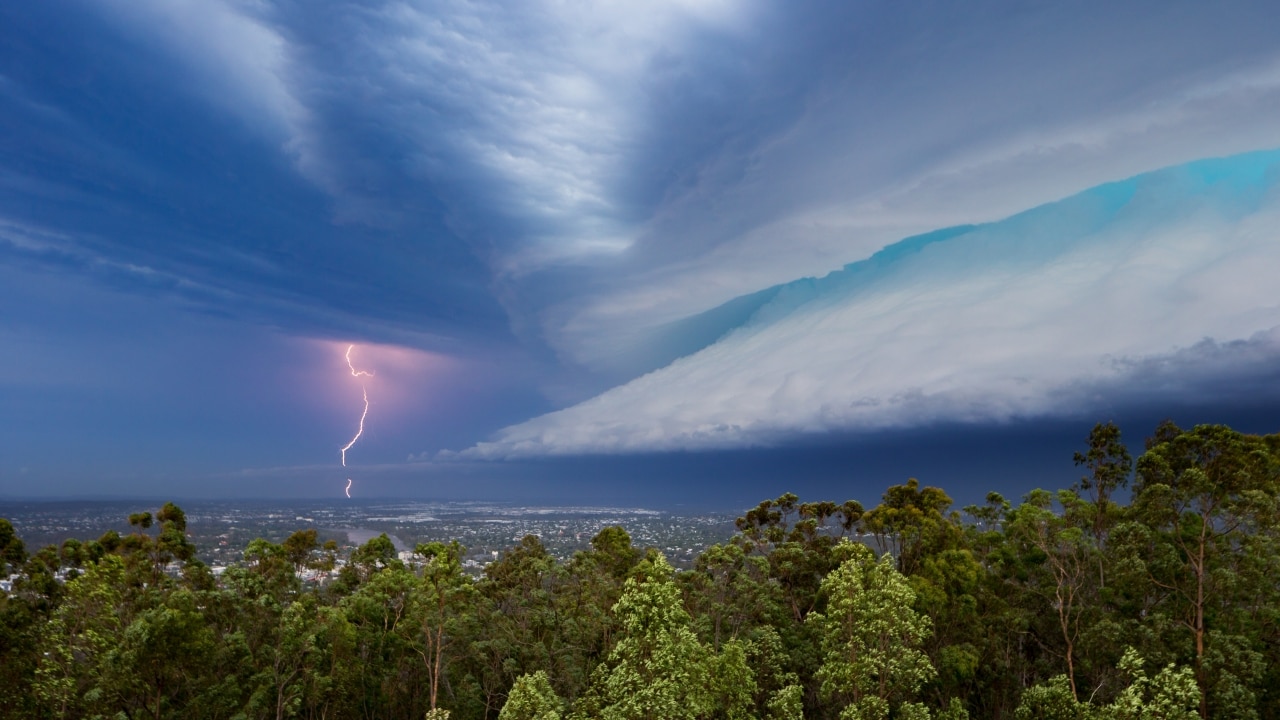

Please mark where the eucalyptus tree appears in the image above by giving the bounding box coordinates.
[501,670,564,720]
[1072,422,1133,574]
[470,535,563,715]
[0,517,36,717]
[340,542,419,718]
[414,541,478,714]
[555,526,645,701]
[1006,489,1097,701]
[245,594,339,720]
[581,552,713,720]
[734,494,863,630]
[806,542,939,720]
[681,541,779,651]
[581,553,755,720]
[104,587,219,720]
[864,480,983,709]
[1116,423,1280,718]
[861,479,960,577]
[0,517,25,575]
[1015,648,1200,720]
[32,555,128,719]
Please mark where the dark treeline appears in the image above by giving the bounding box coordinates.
[2,420,1280,720]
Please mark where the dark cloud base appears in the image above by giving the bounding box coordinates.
[16,400,1276,513]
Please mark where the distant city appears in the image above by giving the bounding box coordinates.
[0,500,742,576]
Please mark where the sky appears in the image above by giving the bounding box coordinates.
[3,0,1280,509]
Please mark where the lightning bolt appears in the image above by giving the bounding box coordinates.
[340,344,373,497]
[340,388,368,467]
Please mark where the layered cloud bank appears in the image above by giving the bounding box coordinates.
[468,151,1280,457]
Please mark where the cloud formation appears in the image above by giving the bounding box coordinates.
[6,1,1280,493]
[468,152,1280,456]
[545,30,1280,375]
[8,1,1280,364]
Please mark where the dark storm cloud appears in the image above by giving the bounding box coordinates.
[0,1,507,350]
[3,0,1280,497]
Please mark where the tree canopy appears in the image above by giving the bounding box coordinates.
[3,421,1280,719]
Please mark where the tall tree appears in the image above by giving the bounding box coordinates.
[414,541,477,713]
[1072,422,1133,582]
[33,555,128,719]
[0,518,26,576]
[501,670,564,720]
[682,542,779,651]
[583,554,721,720]
[862,479,961,576]
[105,588,218,720]
[1007,489,1096,701]
[1119,423,1280,718]
[807,542,937,720]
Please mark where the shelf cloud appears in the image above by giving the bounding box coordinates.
[469,152,1280,456]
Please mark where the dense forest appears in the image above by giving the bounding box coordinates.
[2,420,1279,720]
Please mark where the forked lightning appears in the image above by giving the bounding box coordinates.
[340,344,373,497]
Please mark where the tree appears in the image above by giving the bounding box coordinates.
[105,588,217,719]
[342,563,422,718]
[555,526,645,701]
[473,535,567,715]
[733,495,862,623]
[706,638,757,720]
[1103,648,1200,720]
[862,479,960,576]
[243,538,300,600]
[414,541,476,713]
[1120,424,1279,717]
[283,529,320,573]
[682,542,778,651]
[807,542,936,720]
[1007,489,1095,701]
[767,684,805,720]
[1015,648,1200,720]
[501,670,564,720]
[258,595,326,720]
[1073,422,1133,586]
[585,554,716,720]
[346,534,400,583]
[0,518,26,576]
[33,555,128,719]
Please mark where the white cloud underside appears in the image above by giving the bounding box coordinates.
[470,154,1280,456]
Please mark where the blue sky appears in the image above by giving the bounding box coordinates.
[3,0,1280,506]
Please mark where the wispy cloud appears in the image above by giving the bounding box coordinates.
[537,8,1280,372]
[92,0,318,177]
[22,1,1280,366]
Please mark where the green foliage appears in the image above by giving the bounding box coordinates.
[862,479,958,576]
[1016,649,1200,720]
[586,553,714,720]
[282,527,320,571]
[707,638,757,720]
[808,543,936,719]
[1073,422,1133,510]
[0,423,1279,719]
[0,517,26,575]
[33,555,127,718]
[1102,648,1200,720]
[936,697,970,720]
[501,670,564,720]
[1016,676,1090,720]
[1122,423,1280,717]
[768,684,805,720]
